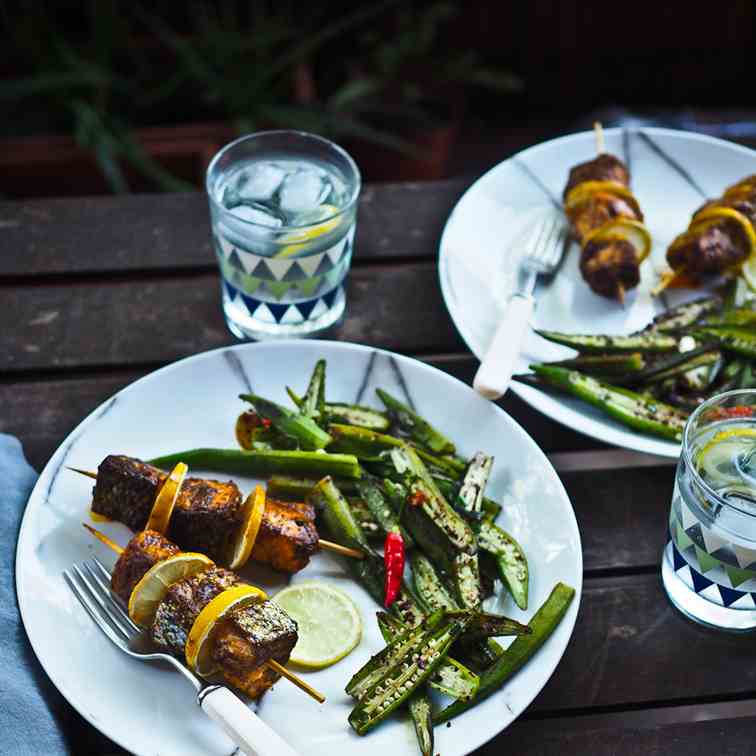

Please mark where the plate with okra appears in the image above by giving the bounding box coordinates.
[440,128,756,457]
[17,340,582,756]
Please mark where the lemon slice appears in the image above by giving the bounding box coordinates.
[186,584,268,676]
[273,581,361,669]
[564,180,640,213]
[128,552,213,627]
[146,462,187,534]
[584,218,652,262]
[696,427,756,484]
[276,204,341,259]
[226,485,266,570]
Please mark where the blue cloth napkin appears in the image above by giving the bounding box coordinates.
[1,434,122,755]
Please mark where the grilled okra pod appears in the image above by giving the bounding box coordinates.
[434,582,576,724]
[408,694,434,756]
[301,359,327,419]
[328,424,403,458]
[412,552,458,611]
[356,478,414,547]
[349,613,469,735]
[535,329,678,353]
[267,475,357,500]
[376,388,456,455]
[524,365,688,441]
[549,352,646,377]
[235,411,298,450]
[325,403,391,431]
[148,447,362,479]
[376,611,481,702]
[627,348,720,386]
[457,452,494,516]
[433,475,502,521]
[645,295,721,332]
[476,519,529,610]
[692,327,756,359]
[239,393,332,450]
[413,447,467,478]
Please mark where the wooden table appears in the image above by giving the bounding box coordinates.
[4,179,756,756]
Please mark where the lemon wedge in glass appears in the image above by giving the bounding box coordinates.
[273,581,361,669]
[276,204,341,259]
[128,552,213,627]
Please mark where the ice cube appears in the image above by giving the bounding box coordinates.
[278,169,330,214]
[229,202,284,228]
[237,163,286,201]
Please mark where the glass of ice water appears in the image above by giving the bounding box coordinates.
[663,389,756,631]
[206,131,361,340]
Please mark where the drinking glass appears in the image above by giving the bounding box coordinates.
[206,131,361,340]
[662,389,756,631]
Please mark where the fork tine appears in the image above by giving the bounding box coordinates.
[72,564,136,642]
[92,556,114,583]
[64,570,130,652]
[82,561,141,634]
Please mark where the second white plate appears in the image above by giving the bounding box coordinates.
[439,127,756,457]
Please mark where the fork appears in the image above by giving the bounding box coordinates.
[473,215,567,400]
[63,558,300,756]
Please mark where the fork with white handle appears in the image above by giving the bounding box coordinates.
[64,558,300,756]
[473,216,568,400]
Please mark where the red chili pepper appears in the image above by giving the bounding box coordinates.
[383,528,405,608]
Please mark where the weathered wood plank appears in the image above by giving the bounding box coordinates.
[495,714,756,756]
[0,180,467,277]
[1,264,466,372]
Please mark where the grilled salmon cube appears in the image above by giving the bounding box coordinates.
[252,498,318,573]
[111,529,180,602]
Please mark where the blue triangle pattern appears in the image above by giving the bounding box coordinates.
[224,280,238,301]
[690,565,713,594]
[295,298,318,321]
[267,302,290,323]
[718,584,743,607]
[671,542,687,572]
[322,286,339,309]
[240,293,261,314]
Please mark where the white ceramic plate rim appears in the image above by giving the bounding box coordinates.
[16,340,582,756]
[439,127,756,459]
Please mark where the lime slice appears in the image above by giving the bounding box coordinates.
[128,552,213,627]
[185,583,268,677]
[696,428,756,484]
[273,581,361,669]
[276,204,341,259]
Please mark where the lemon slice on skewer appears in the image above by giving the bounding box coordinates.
[185,584,268,676]
[584,218,652,262]
[146,462,187,534]
[273,581,361,669]
[226,485,266,570]
[128,552,213,627]
[276,204,341,259]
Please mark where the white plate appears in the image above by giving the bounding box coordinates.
[439,127,756,458]
[17,341,581,756]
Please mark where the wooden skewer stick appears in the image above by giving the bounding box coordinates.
[267,659,325,704]
[69,468,365,560]
[594,121,605,154]
[82,523,326,704]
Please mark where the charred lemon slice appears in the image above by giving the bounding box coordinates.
[146,462,187,534]
[128,552,213,627]
[185,584,268,676]
[565,180,642,216]
[226,485,266,570]
[584,218,652,262]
